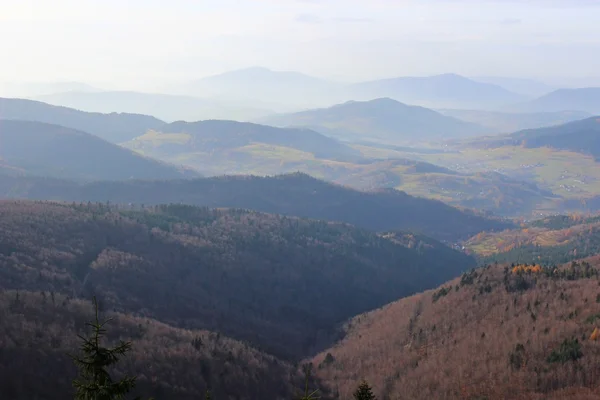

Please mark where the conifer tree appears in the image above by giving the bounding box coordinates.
[353,380,376,400]
[70,297,140,400]
[298,363,320,400]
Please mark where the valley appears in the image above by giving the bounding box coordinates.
[4,6,600,397]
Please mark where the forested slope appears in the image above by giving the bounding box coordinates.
[313,262,600,399]
[0,200,474,360]
[0,173,510,241]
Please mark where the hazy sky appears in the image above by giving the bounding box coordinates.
[1,0,599,89]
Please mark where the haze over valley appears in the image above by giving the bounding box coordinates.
[3,1,600,399]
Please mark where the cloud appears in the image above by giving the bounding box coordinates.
[334,17,373,23]
[499,17,522,25]
[295,13,323,23]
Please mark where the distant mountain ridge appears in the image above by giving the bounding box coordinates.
[348,73,526,109]
[509,88,600,114]
[483,116,600,160]
[36,90,273,123]
[0,120,196,181]
[471,76,555,97]
[437,109,591,133]
[259,98,490,143]
[0,97,164,143]
[170,67,528,111]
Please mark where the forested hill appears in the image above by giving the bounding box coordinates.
[0,200,475,360]
[0,173,511,241]
[313,261,600,399]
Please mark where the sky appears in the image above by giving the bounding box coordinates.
[1,0,599,89]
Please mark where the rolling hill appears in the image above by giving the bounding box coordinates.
[0,200,476,360]
[349,73,525,110]
[511,88,600,114]
[0,120,196,181]
[259,98,490,144]
[313,261,600,399]
[485,117,600,160]
[437,109,590,133]
[0,97,164,143]
[36,90,272,123]
[122,120,361,165]
[0,173,511,242]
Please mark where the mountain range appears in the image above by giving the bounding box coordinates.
[36,90,273,122]
[259,98,490,143]
[348,73,526,109]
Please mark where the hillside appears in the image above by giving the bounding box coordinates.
[0,200,476,360]
[437,109,590,133]
[0,173,510,241]
[122,120,361,165]
[482,117,600,160]
[0,97,164,143]
[313,262,600,399]
[465,214,600,266]
[0,292,298,400]
[0,120,196,181]
[512,88,600,114]
[36,90,272,123]
[349,74,525,110]
[259,98,489,144]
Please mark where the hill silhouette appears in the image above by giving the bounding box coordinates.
[349,74,525,109]
[36,90,272,123]
[438,109,590,133]
[259,98,489,143]
[485,117,600,160]
[313,261,600,399]
[0,97,164,143]
[471,76,554,97]
[0,120,196,181]
[0,173,510,241]
[172,66,341,109]
[512,88,600,114]
[122,120,361,162]
[0,200,475,360]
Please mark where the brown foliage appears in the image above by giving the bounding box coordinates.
[312,263,600,399]
[0,290,297,399]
